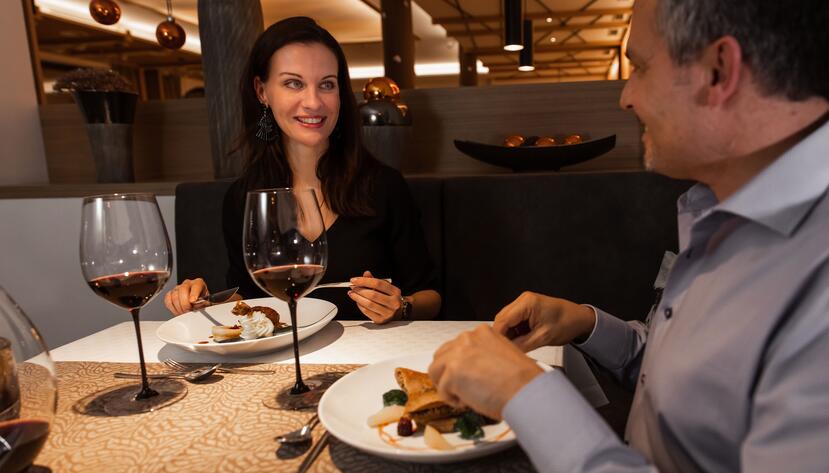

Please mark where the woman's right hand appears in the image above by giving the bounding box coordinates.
[491,291,596,352]
[164,278,208,316]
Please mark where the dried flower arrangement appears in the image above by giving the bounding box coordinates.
[53,68,136,93]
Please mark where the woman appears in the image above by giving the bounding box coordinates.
[164,17,441,323]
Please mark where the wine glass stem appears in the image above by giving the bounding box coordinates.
[288,299,310,395]
[129,308,159,400]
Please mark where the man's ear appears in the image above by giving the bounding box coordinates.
[253,76,267,106]
[699,36,743,107]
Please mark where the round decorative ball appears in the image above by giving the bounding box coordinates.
[89,0,121,25]
[156,17,186,50]
[504,135,525,147]
[535,136,558,147]
[363,77,401,101]
[564,134,584,145]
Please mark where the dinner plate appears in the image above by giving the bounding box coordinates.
[318,352,553,463]
[156,297,337,356]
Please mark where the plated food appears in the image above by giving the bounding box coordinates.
[366,367,497,451]
[210,301,288,342]
[155,297,337,355]
[318,353,530,463]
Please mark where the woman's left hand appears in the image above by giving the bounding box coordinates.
[348,271,404,324]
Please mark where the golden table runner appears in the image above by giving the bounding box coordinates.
[36,362,535,473]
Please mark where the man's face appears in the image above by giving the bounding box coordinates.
[620,0,707,179]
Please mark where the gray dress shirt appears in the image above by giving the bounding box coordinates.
[503,119,829,472]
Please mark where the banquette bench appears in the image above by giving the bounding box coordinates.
[175,171,693,435]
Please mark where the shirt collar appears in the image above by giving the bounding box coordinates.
[713,118,829,236]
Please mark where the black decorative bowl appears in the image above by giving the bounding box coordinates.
[454,134,616,172]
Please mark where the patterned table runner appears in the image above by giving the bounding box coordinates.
[34,362,536,473]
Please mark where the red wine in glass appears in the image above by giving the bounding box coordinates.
[87,271,169,309]
[244,189,327,402]
[0,419,50,473]
[78,193,186,416]
[251,264,325,302]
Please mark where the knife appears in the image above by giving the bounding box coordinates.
[193,287,239,307]
[297,431,330,473]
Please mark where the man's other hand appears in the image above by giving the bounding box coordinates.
[492,292,597,352]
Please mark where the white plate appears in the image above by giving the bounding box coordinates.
[319,352,551,463]
[156,297,337,356]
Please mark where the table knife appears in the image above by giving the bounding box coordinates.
[194,287,239,306]
[297,431,330,473]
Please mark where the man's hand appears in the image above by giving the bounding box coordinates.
[492,291,596,352]
[428,325,544,420]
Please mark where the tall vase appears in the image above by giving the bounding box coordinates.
[72,91,138,183]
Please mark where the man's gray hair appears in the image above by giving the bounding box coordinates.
[654,0,828,101]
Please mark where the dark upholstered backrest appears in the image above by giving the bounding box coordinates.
[175,180,233,292]
[402,177,444,297]
[174,177,445,297]
[175,172,692,322]
[441,172,692,321]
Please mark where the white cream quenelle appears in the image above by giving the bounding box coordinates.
[240,311,275,340]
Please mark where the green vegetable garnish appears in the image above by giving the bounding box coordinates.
[382,389,408,406]
[455,411,485,440]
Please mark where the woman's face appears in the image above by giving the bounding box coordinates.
[255,42,340,152]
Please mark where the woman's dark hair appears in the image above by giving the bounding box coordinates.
[237,16,376,215]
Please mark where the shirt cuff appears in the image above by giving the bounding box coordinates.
[573,306,639,371]
[503,370,625,472]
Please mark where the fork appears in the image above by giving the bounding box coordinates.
[163,358,274,375]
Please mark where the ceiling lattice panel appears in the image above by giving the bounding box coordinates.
[416,0,633,80]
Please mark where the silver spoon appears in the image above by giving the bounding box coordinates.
[114,364,219,382]
[276,413,319,444]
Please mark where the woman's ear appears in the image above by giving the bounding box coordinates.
[253,76,268,106]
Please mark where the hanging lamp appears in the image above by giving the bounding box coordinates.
[156,0,186,50]
[89,0,121,25]
[518,19,535,71]
[503,0,523,51]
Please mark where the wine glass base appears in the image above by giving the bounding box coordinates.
[73,379,187,417]
[263,371,349,410]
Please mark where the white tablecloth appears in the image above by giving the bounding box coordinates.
[51,320,607,406]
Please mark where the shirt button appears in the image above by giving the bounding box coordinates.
[664,307,673,319]
[640,373,646,385]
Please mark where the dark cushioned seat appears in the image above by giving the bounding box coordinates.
[174,177,445,297]
[175,180,233,292]
[175,171,693,438]
[441,172,692,322]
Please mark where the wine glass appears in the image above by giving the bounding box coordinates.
[0,288,57,473]
[77,193,186,415]
[243,188,327,409]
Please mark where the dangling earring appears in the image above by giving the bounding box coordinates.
[256,104,279,142]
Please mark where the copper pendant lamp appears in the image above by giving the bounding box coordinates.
[156,0,186,50]
[89,0,121,25]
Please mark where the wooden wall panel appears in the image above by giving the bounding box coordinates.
[39,81,641,183]
[399,80,642,174]
[40,99,213,184]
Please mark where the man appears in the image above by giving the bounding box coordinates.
[429,0,829,471]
